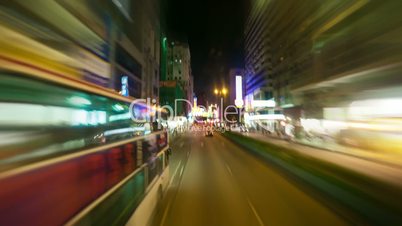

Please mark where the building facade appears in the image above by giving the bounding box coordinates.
[160,40,193,116]
[245,0,402,136]
[3,0,162,100]
[244,0,274,107]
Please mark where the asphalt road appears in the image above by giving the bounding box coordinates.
[151,131,350,226]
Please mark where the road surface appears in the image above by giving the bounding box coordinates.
[151,131,350,226]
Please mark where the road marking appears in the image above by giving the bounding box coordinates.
[179,142,184,148]
[162,165,185,225]
[225,163,233,176]
[201,142,204,147]
[162,139,192,226]
[169,160,182,186]
[160,192,173,226]
[247,197,265,226]
[179,166,185,178]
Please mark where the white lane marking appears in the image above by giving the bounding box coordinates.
[187,150,190,158]
[201,142,204,147]
[225,163,233,176]
[169,160,182,186]
[179,142,184,148]
[221,141,225,146]
[179,166,185,178]
[162,165,185,225]
[160,192,174,226]
[247,197,265,226]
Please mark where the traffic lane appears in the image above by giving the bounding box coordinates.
[154,131,349,226]
[214,134,350,226]
[150,132,195,226]
[156,131,262,226]
[164,132,194,197]
[169,133,192,170]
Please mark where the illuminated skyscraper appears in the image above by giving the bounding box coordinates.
[244,0,273,106]
[245,0,402,122]
[160,40,193,115]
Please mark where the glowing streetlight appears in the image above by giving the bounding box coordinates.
[222,88,228,95]
[214,89,219,95]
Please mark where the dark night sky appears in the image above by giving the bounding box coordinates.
[166,0,248,101]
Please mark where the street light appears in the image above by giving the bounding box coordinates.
[213,88,228,96]
[212,87,228,124]
[222,88,227,96]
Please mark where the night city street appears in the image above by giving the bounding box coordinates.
[1,0,402,226]
[151,131,349,226]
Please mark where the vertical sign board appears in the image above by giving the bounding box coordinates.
[235,75,244,108]
[121,76,129,97]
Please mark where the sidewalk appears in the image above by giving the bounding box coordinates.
[246,130,402,168]
[237,131,402,187]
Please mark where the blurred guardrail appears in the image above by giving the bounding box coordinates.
[0,130,169,226]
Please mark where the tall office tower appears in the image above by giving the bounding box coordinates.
[244,0,273,110]
[245,0,402,123]
[160,40,193,115]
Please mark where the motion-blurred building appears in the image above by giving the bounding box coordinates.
[244,0,274,107]
[245,0,402,140]
[0,0,162,100]
[160,40,193,116]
